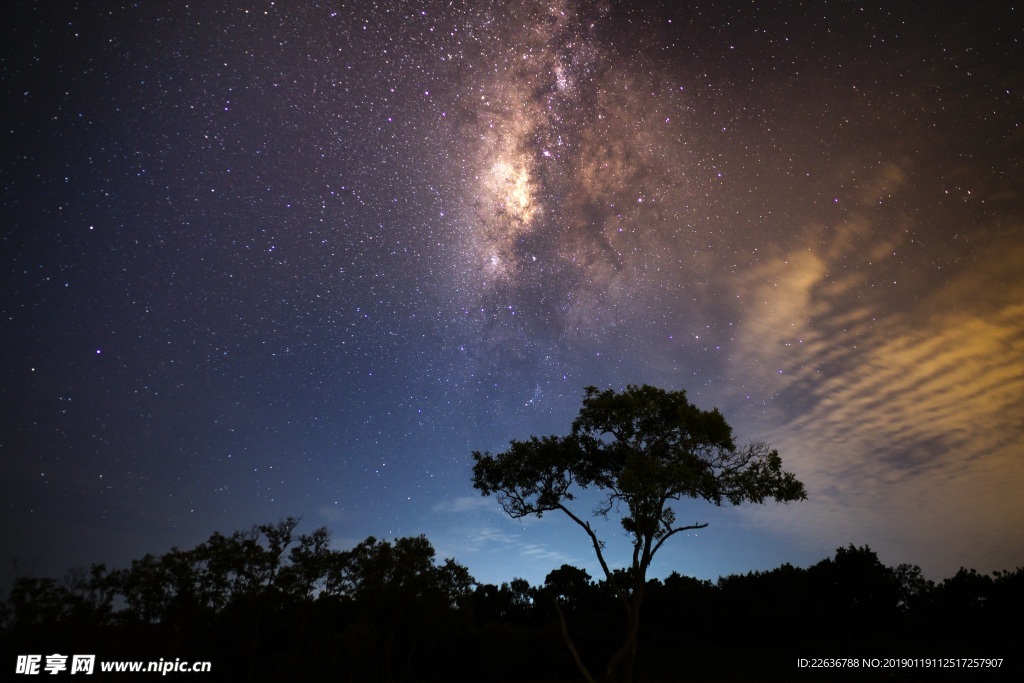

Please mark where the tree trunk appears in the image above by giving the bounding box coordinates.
[552,597,598,683]
[605,583,645,683]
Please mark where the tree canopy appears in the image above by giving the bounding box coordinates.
[472,384,807,683]
[4,519,1022,682]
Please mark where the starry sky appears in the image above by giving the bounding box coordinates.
[3,1,1023,590]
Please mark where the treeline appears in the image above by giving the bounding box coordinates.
[2,519,1021,681]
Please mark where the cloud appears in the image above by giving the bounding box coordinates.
[466,527,521,545]
[464,526,576,567]
[432,495,578,571]
[432,495,495,514]
[317,505,347,524]
[429,513,579,582]
[519,542,575,564]
[728,183,1024,576]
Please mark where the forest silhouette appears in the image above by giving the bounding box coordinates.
[4,385,1021,680]
[2,519,1021,681]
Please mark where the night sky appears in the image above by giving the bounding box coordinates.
[3,1,1022,591]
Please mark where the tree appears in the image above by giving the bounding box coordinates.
[334,535,475,683]
[472,384,806,683]
[806,545,902,640]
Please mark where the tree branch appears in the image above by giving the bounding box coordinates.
[556,503,630,609]
[650,522,709,559]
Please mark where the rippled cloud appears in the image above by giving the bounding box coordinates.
[730,178,1024,575]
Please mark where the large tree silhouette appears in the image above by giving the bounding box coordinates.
[472,384,807,683]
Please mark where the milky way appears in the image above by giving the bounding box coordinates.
[450,2,652,359]
[432,0,722,397]
[2,0,1022,588]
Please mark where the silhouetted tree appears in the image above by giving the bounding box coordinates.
[542,565,606,677]
[923,566,997,646]
[806,544,902,640]
[333,535,474,683]
[472,384,806,683]
[467,578,553,681]
[893,562,933,613]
